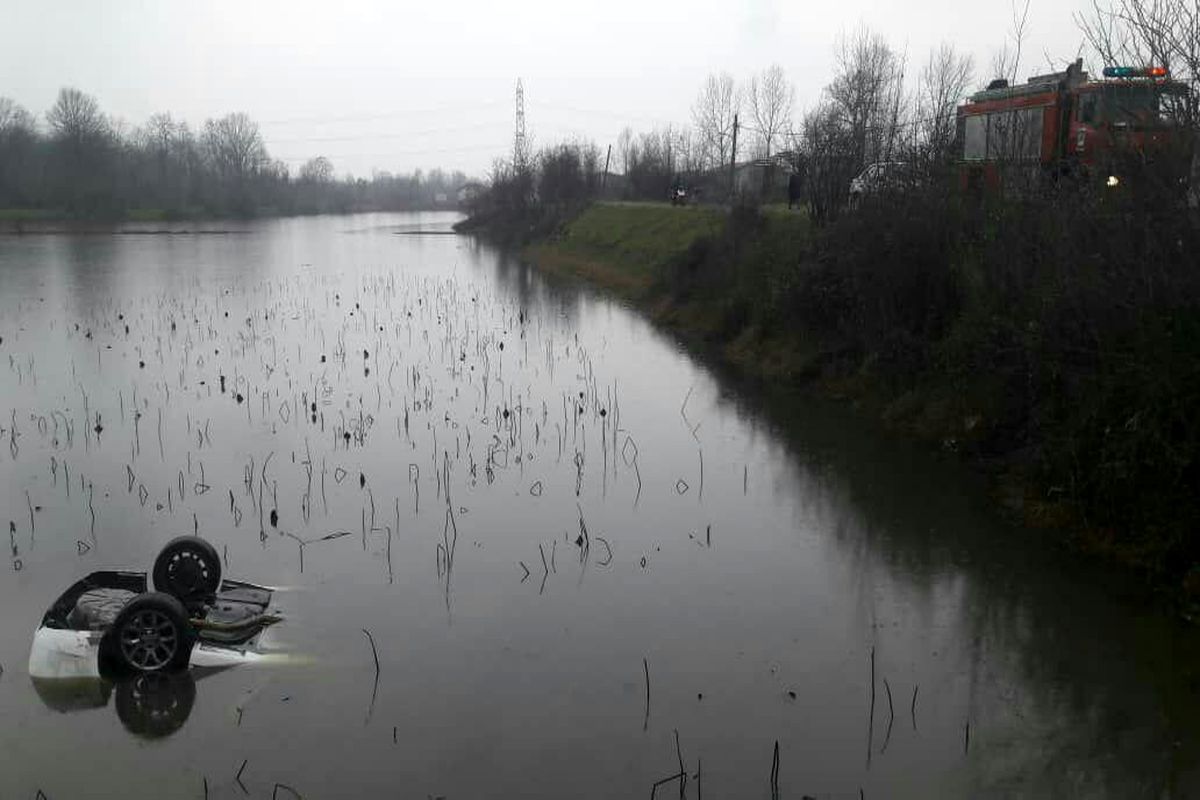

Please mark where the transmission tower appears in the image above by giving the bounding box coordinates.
[513,78,529,170]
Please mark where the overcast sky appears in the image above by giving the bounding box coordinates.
[2,0,1090,178]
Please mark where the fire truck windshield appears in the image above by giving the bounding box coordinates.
[1090,84,1185,127]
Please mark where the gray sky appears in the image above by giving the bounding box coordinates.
[1,0,1089,179]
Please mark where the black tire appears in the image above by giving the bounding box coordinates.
[107,592,194,674]
[153,535,221,606]
[115,671,196,739]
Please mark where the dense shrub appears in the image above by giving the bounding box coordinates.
[659,175,1200,584]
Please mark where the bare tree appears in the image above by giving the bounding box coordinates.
[992,0,1032,84]
[300,156,335,183]
[917,44,975,158]
[674,127,698,175]
[46,87,108,144]
[202,113,267,181]
[627,127,669,198]
[0,98,35,136]
[1078,0,1200,127]
[133,112,196,207]
[0,98,38,206]
[692,72,741,171]
[748,64,795,158]
[143,113,178,156]
[44,88,114,210]
[141,113,191,177]
[616,126,635,175]
[266,159,290,181]
[801,100,858,223]
[826,26,908,170]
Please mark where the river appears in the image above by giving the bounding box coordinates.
[0,211,1196,799]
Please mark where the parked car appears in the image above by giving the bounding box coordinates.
[29,536,283,680]
[848,161,918,205]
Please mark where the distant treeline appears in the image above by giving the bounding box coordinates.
[0,88,470,219]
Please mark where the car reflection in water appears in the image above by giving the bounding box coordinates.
[31,667,228,739]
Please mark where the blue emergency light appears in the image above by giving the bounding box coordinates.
[1103,66,1168,78]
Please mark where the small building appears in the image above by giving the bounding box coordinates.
[456,182,485,205]
[732,153,796,201]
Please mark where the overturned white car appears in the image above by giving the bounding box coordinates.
[29,536,282,680]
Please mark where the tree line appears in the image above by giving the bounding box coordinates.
[469,0,1197,220]
[468,32,975,221]
[0,88,469,219]
[466,29,980,218]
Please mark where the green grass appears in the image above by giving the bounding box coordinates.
[125,208,171,222]
[0,207,208,223]
[548,201,726,283]
[760,202,809,220]
[0,208,59,221]
[525,200,813,308]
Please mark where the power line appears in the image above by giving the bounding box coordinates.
[264,120,508,145]
[258,100,505,126]
[528,99,679,127]
[272,142,506,163]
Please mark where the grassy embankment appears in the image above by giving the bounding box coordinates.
[526,202,828,377]
[527,202,725,296]
[512,198,1200,607]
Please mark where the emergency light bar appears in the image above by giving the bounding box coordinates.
[1103,66,1169,78]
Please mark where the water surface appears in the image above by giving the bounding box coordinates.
[0,212,1196,799]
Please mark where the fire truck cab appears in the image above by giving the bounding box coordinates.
[957,59,1191,193]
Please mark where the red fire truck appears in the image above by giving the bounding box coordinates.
[956,59,1192,192]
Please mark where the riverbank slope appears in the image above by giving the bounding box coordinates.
[460,199,1200,608]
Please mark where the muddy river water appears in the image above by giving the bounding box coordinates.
[0,212,1197,799]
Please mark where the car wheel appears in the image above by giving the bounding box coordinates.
[153,536,222,606]
[109,592,194,674]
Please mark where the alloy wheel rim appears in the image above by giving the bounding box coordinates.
[119,609,178,670]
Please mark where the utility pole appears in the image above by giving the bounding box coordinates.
[728,113,739,200]
[602,144,611,192]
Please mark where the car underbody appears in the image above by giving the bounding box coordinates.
[29,538,282,680]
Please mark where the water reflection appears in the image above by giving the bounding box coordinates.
[478,228,1200,794]
[31,670,208,740]
[748,389,1200,794]
[475,227,1200,794]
